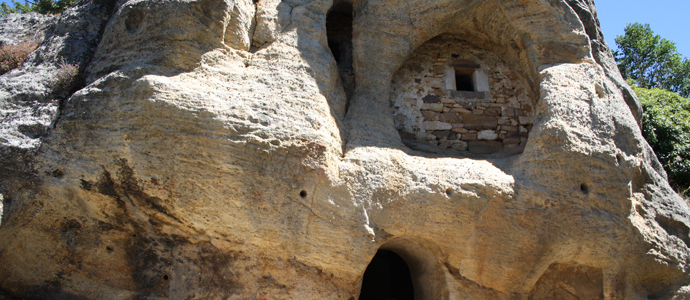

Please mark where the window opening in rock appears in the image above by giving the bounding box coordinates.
[326,0,355,99]
[359,249,415,300]
[455,68,475,91]
[450,60,480,92]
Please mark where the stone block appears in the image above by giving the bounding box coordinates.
[484,108,500,116]
[422,111,439,120]
[519,116,535,125]
[451,107,472,114]
[462,102,477,110]
[451,90,487,100]
[432,88,444,96]
[441,97,455,104]
[468,141,504,154]
[463,115,498,130]
[451,140,468,151]
[504,131,521,139]
[497,117,510,125]
[438,142,450,149]
[434,130,454,139]
[421,103,444,112]
[423,121,452,130]
[473,70,490,92]
[429,78,443,89]
[501,125,518,132]
[461,133,477,141]
[452,127,468,134]
[438,112,461,123]
[472,109,484,115]
[422,95,440,103]
[478,130,498,140]
[422,133,437,141]
[503,137,521,145]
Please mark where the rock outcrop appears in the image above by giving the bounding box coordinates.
[0,0,689,299]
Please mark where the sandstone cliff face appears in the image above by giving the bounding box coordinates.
[0,0,689,299]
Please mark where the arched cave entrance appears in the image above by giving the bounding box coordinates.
[326,0,355,100]
[359,249,415,300]
[358,238,449,300]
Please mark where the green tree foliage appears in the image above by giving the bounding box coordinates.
[32,0,77,14]
[0,0,33,15]
[0,0,77,16]
[615,23,690,98]
[633,84,690,196]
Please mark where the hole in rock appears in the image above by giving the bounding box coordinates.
[359,249,415,300]
[300,190,308,198]
[595,83,605,98]
[163,275,169,281]
[655,214,690,247]
[445,188,453,197]
[580,183,590,195]
[326,0,355,100]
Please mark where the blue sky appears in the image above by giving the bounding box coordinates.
[2,0,688,58]
[594,0,689,58]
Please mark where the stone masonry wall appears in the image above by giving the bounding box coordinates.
[391,35,535,154]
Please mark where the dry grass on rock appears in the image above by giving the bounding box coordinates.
[0,40,37,75]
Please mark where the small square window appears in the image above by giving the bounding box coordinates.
[449,60,481,92]
[455,68,475,91]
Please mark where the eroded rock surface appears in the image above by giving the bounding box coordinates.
[0,0,689,299]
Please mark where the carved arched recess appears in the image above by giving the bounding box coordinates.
[344,0,591,149]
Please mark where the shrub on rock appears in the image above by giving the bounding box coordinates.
[634,84,690,196]
[0,40,37,75]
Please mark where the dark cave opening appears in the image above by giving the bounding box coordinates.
[326,0,355,100]
[359,250,415,300]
